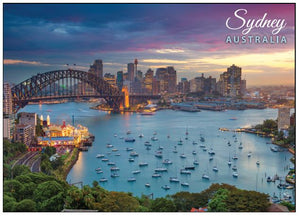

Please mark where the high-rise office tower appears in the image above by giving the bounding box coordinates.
[116,71,124,91]
[89,59,103,78]
[218,64,242,97]
[167,66,177,93]
[144,69,154,94]
[127,63,135,82]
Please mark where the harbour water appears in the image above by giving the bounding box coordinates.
[20,102,294,199]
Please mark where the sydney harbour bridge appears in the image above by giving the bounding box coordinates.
[11,69,160,113]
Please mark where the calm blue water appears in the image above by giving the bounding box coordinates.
[20,102,294,199]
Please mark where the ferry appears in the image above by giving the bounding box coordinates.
[125,138,135,142]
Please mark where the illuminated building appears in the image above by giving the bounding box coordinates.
[14,124,34,146]
[122,86,130,108]
[144,69,154,94]
[127,63,134,82]
[116,71,124,91]
[89,59,103,78]
[218,64,242,97]
[19,112,37,136]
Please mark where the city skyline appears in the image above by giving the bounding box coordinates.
[3,3,295,86]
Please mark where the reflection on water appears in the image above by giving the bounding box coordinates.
[20,102,294,200]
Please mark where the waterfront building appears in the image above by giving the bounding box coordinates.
[144,69,154,94]
[127,63,135,82]
[89,59,103,78]
[14,124,35,146]
[3,82,13,115]
[38,121,90,147]
[116,71,124,91]
[278,107,290,131]
[204,76,216,95]
[19,112,37,136]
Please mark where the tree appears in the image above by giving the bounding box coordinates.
[208,188,229,212]
[150,197,176,212]
[11,165,31,178]
[3,179,25,201]
[3,194,17,212]
[15,199,37,212]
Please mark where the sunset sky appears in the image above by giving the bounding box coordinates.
[3,3,295,86]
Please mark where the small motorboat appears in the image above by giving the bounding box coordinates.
[139,134,144,138]
[232,165,237,171]
[193,160,199,165]
[161,185,170,190]
[106,144,113,148]
[180,169,191,175]
[162,159,172,165]
[256,161,260,166]
[155,168,168,172]
[110,167,120,171]
[180,154,187,158]
[232,172,239,178]
[126,147,134,151]
[125,138,135,142]
[127,177,136,182]
[130,151,139,157]
[181,182,189,187]
[107,162,116,166]
[152,173,161,178]
[96,154,105,158]
[145,183,151,188]
[144,141,151,146]
[169,177,180,183]
[111,173,119,178]
[128,158,135,162]
[202,174,210,180]
[139,162,148,167]
[99,178,108,182]
[212,166,218,172]
[132,170,141,174]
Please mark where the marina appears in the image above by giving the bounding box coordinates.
[20,102,294,200]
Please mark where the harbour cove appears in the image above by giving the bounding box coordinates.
[20,102,294,200]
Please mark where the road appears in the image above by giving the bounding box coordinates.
[12,151,41,173]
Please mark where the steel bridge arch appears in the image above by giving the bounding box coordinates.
[11,69,124,112]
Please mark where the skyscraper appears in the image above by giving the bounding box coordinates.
[167,66,177,93]
[89,59,103,78]
[134,59,138,78]
[116,71,124,91]
[144,69,154,94]
[127,63,134,82]
[218,64,242,97]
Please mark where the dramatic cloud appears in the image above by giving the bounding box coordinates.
[3,3,295,86]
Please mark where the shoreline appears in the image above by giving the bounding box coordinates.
[62,148,79,181]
